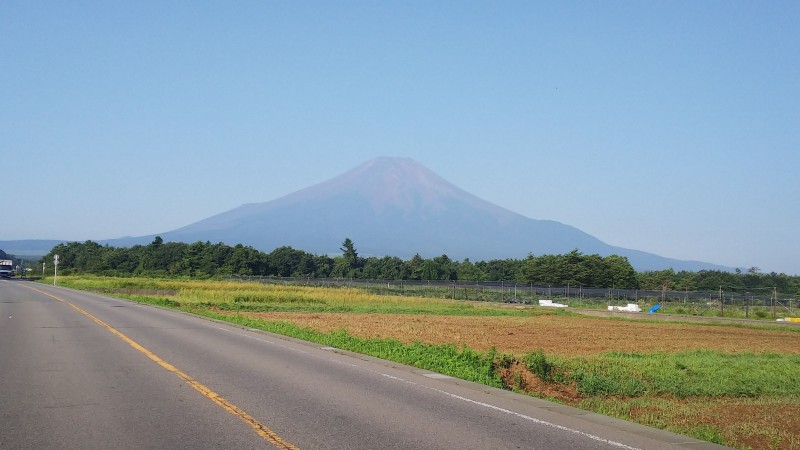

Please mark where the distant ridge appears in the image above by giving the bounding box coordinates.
[83,157,728,272]
[0,240,66,259]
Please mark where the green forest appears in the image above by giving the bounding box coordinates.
[24,237,800,295]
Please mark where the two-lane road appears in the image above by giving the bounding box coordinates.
[0,279,726,449]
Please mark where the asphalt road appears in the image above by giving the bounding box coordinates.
[0,279,728,449]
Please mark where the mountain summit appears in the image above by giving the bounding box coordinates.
[143,157,725,271]
[277,157,518,221]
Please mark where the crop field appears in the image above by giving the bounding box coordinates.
[229,311,800,355]
[54,276,800,450]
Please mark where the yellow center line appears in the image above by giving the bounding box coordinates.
[25,285,299,450]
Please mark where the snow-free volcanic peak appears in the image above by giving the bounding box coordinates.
[104,157,731,271]
[267,156,515,220]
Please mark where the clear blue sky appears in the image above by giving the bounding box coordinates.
[2,2,798,274]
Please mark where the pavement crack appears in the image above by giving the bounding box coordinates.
[43,402,101,409]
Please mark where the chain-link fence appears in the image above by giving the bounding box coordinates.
[227,276,799,320]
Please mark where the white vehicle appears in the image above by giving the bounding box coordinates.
[0,259,13,278]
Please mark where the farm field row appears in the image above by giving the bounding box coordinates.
[52,276,800,450]
[227,311,800,355]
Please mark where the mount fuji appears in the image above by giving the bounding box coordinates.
[104,157,726,272]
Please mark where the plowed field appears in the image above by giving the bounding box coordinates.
[232,312,800,355]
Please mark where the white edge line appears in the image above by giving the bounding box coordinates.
[378,372,641,450]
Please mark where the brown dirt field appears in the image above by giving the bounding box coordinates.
[226,312,800,356]
[703,401,799,450]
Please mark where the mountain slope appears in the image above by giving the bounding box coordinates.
[136,157,727,272]
[0,240,66,259]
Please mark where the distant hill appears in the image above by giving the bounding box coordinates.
[92,157,729,272]
[0,240,65,260]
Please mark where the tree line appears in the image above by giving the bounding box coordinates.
[39,237,800,294]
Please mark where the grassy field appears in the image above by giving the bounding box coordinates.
[51,276,800,449]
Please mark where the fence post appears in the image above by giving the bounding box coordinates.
[772,287,777,320]
[745,292,749,318]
